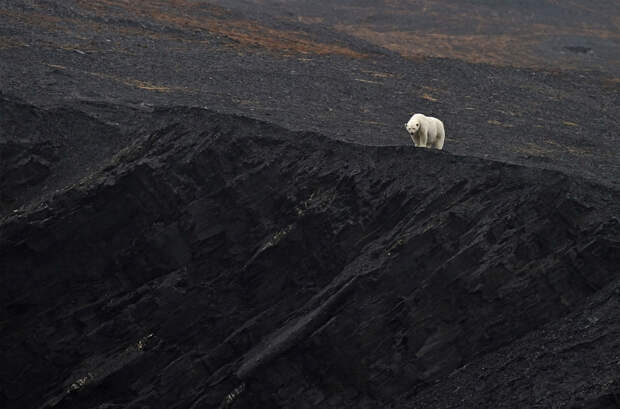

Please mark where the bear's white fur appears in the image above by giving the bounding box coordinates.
[405,113,445,150]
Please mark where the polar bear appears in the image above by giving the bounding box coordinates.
[405,113,445,150]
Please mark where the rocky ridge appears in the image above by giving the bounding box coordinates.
[1,100,619,409]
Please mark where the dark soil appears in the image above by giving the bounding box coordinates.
[0,1,619,409]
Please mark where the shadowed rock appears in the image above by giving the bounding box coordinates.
[1,98,619,409]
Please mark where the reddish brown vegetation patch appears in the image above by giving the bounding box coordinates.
[336,23,619,69]
[0,0,367,57]
[74,0,368,57]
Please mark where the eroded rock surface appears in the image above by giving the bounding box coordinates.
[1,99,619,409]
[0,93,130,210]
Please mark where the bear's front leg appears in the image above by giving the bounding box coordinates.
[410,131,420,146]
[419,130,428,148]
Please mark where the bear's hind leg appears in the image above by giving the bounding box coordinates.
[435,125,445,150]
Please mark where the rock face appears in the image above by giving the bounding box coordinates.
[0,94,129,210]
[1,99,619,409]
[0,95,58,205]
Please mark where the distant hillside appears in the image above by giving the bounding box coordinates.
[212,0,620,73]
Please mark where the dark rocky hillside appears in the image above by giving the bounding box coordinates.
[1,99,619,409]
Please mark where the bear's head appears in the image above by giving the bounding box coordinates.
[405,116,421,136]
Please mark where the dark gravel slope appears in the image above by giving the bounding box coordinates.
[1,101,619,409]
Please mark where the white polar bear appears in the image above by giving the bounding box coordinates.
[405,113,445,150]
